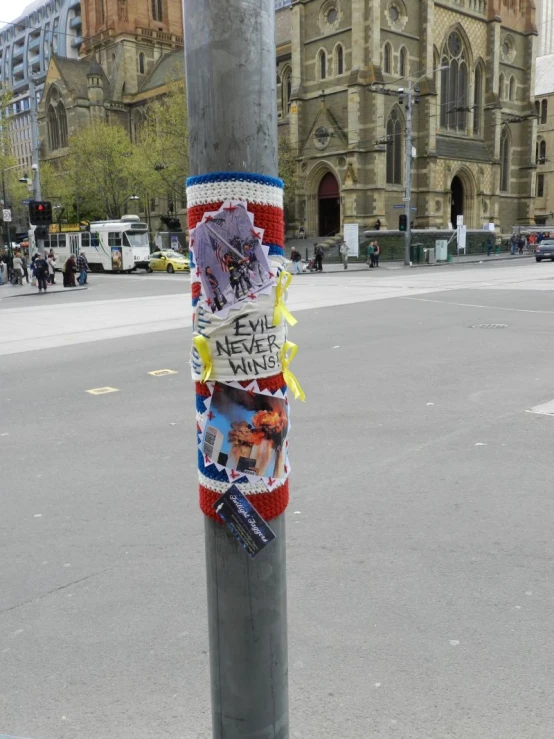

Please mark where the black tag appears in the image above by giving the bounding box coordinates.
[214,486,276,558]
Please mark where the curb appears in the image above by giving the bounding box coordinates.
[0,286,88,299]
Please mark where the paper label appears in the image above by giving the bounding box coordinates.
[214,485,276,558]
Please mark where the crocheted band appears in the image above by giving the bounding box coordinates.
[189,173,290,522]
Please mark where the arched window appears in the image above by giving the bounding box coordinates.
[500,127,510,193]
[440,31,469,132]
[383,43,392,74]
[509,76,515,101]
[386,107,403,185]
[399,47,407,78]
[473,63,483,135]
[535,100,541,118]
[282,67,292,113]
[541,98,548,124]
[540,139,547,164]
[57,101,67,148]
[499,73,505,99]
[336,44,344,75]
[319,50,327,80]
[47,103,59,151]
[138,52,145,74]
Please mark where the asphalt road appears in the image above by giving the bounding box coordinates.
[2,262,554,738]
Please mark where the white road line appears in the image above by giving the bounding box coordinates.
[401,297,554,315]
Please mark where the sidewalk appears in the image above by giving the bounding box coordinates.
[0,284,88,298]
[292,252,534,274]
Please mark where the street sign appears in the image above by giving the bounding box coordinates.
[21,199,31,205]
[393,204,417,210]
[2,209,11,222]
[402,197,410,201]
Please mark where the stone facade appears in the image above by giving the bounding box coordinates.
[534,53,554,224]
[277,0,539,236]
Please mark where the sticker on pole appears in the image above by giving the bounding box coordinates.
[214,485,276,558]
[2,209,11,222]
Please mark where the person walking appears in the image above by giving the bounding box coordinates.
[33,253,49,293]
[367,241,375,268]
[339,241,349,270]
[12,251,24,285]
[290,246,302,274]
[63,254,77,288]
[314,244,324,272]
[21,254,30,284]
[487,235,493,257]
[47,250,56,284]
[373,241,381,267]
[77,251,89,285]
[0,255,4,286]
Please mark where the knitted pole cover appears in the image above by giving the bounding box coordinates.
[187,172,303,523]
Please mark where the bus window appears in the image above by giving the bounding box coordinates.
[91,232,100,247]
[81,232,90,247]
[48,234,57,249]
[108,232,122,247]
[58,234,66,248]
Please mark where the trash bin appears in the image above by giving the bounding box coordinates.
[425,247,436,264]
[410,243,423,264]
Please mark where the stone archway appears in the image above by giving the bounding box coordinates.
[303,162,342,237]
[451,175,464,227]
[449,167,476,228]
[318,172,340,236]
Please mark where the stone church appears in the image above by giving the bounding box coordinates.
[276,0,538,235]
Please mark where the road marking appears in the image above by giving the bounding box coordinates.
[148,369,178,376]
[401,297,554,314]
[86,386,119,395]
[527,400,554,416]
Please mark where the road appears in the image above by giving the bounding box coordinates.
[1,261,554,739]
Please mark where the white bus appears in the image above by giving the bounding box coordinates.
[31,215,151,273]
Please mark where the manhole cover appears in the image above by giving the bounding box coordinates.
[470,324,508,329]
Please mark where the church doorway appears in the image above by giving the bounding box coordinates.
[450,175,464,227]
[318,172,340,236]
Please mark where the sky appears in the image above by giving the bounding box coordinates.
[0,0,36,28]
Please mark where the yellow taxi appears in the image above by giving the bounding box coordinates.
[149,250,190,273]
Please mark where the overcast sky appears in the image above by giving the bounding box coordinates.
[0,0,36,28]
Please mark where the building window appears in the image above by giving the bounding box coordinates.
[538,174,545,197]
[473,64,483,135]
[541,99,548,124]
[399,47,407,78]
[47,104,59,150]
[509,76,515,101]
[540,139,547,164]
[499,73,505,100]
[500,127,510,193]
[151,0,163,22]
[386,107,402,185]
[57,101,67,147]
[535,100,541,118]
[383,43,392,74]
[139,52,145,74]
[319,50,327,80]
[440,31,469,132]
[336,44,344,75]
[282,66,292,113]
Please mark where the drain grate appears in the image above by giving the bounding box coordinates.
[470,323,508,329]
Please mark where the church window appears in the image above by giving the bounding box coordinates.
[282,66,292,113]
[473,63,483,135]
[540,139,547,164]
[500,127,510,193]
[139,52,145,74]
[499,73,505,99]
[319,50,327,80]
[336,44,344,75]
[538,174,545,197]
[386,107,402,185]
[440,31,469,132]
[535,101,541,118]
[151,0,163,22]
[327,7,337,24]
[399,47,407,78]
[508,76,515,101]
[47,104,59,151]
[383,43,392,74]
[541,98,548,124]
[57,101,67,148]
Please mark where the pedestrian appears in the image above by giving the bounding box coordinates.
[63,254,77,288]
[47,250,56,284]
[21,254,30,284]
[367,241,375,268]
[290,246,302,274]
[518,237,524,255]
[373,241,381,267]
[314,244,324,272]
[5,251,13,283]
[486,235,493,256]
[339,241,349,270]
[0,255,4,286]
[374,218,381,231]
[12,251,24,285]
[77,251,89,285]
[33,252,49,293]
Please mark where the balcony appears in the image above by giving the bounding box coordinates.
[67,0,81,9]
[71,35,83,48]
[70,15,82,28]
[12,61,25,75]
[28,34,41,49]
[11,44,24,60]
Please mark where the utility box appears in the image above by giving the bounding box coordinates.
[435,239,448,261]
[425,247,436,264]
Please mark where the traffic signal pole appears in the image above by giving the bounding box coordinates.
[28,72,42,202]
[183,2,289,738]
[404,81,413,266]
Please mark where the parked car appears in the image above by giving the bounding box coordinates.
[535,240,554,262]
[149,250,190,273]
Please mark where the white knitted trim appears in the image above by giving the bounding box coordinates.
[198,471,271,495]
[187,181,284,209]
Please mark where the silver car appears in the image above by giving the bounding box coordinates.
[535,239,554,262]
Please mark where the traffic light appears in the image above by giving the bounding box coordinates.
[29,201,53,226]
[398,214,407,232]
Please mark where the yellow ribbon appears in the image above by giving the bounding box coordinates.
[280,341,306,402]
[273,270,297,327]
[193,335,213,383]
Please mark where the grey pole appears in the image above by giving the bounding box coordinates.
[182,2,289,739]
[28,72,42,202]
[404,80,413,266]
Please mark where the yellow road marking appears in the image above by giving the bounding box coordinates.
[148,369,178,376]
[86,387,119,395]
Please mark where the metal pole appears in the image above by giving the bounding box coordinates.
[2,168,10,256]
[28,72,42,202]
[404,80,413,266]
[183,2,289,738]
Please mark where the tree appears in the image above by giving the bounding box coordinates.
[0,89,30,245]
[278,134,299,228]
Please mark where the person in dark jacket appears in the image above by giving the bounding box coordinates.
[33,253,49,292]
[63,254,77,287]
